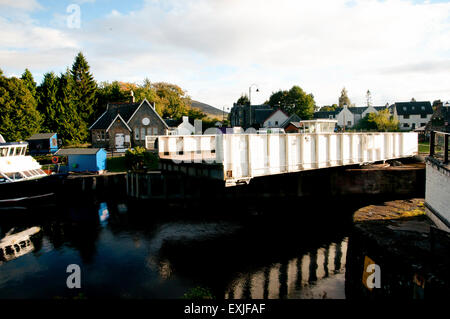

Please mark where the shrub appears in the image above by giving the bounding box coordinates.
[125,147,159,171]
[182,287,214,299]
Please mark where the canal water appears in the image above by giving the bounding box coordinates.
[0,198,355,299]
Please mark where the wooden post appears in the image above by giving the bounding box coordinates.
[445,133,449,164]
[430,131,435,157]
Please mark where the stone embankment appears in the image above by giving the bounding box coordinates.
[346,198,449,299]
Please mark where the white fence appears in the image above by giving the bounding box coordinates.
[156,132,418,185]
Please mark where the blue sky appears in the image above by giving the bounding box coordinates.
[1,0,450,110]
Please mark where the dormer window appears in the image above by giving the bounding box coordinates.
[421,106,425,110]
[403,107,407,111]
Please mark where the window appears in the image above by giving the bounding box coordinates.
[147,127,152,136]
[403,123,410,128]
[9,148,14,156]
[420,114,427,118]
[153,128,158,135]
[347,121,351,126]
[403,107,407,111]
[0,148,7,157]
[141,127,146,140]
[105,132,109,140]
[421,106,425,110]
[329,115,334,119]
[275,121,279,126]
[135,127,139,140]
[100,131,105,141]
[403,115,410,119]
[420,123,426,127]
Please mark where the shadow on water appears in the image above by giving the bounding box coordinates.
[0,195,396,299]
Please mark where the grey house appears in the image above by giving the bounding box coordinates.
[89,99,169,150]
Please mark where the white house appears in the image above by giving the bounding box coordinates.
[391,101,433,131]
[335,105,355,128]
[263,109,289,128]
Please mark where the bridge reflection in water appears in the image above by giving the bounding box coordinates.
[225,238,348,299]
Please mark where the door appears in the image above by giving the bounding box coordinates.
[115,133,125,149]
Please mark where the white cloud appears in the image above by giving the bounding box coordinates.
[1,0,450,108]
[0,0,41,11]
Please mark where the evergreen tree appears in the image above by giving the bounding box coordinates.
[37,72,60,132]
[0,72,42,141]
[56,70,88,144]
[70,52,97,124]
[236,94,250,106]
[21,68,37,98]
[339,87,351,107]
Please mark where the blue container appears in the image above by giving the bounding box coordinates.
[57,148,107,173]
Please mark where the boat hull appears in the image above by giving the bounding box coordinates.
[0,174,66,207]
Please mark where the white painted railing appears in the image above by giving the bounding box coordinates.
[156,132,418,184]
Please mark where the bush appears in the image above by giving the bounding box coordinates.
[182,287,214,299]
[125,147,159,171]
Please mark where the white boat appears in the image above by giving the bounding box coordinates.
[0,134,48,184]
[0,134,56,204]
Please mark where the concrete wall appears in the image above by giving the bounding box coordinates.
[425,158,450,232]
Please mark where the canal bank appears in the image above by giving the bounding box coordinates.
[345,198,450,299]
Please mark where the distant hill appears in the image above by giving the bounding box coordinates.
[190,100,227,119]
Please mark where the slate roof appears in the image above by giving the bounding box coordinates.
[56,148,103,155]
[254,108,275,124]
[280,114,302,128]
[90,102,140,130]
[393,101,433,116]
[314,111,337,119]
[27,133,57,140]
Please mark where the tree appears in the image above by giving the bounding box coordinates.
[366,90,372,107]
[0,73,42,141]
[56,70,88,144]
[37,72,60,132]
[236,94,250,106]
[21,68,37,98]
[355,109,399,132]
[320,104,338,112]
[70,52,97,124]
[268,86,315,119]
[339,87,351,107]
[96,81,130,118]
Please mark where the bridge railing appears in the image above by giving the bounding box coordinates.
[430,131,449,164]
[156,132,418,185]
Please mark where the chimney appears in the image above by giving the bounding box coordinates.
[182,116,189,123]
[130,90,135,103]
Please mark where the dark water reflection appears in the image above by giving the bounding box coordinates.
[0,199,353,299]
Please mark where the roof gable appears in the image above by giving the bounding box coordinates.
[127,99,169,129]
[90,102,140,130]
[106,114,132,132]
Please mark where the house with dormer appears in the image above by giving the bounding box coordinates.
[314,105,388,128]
[390,101,433,131]
[89,99,169,150]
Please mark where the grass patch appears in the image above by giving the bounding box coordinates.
[107,156,127,172]
[418,142,429,154]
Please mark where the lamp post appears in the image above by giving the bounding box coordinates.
[249,84,259,105]
[222,106,229,123]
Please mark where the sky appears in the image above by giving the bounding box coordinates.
[1,0,450,111]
